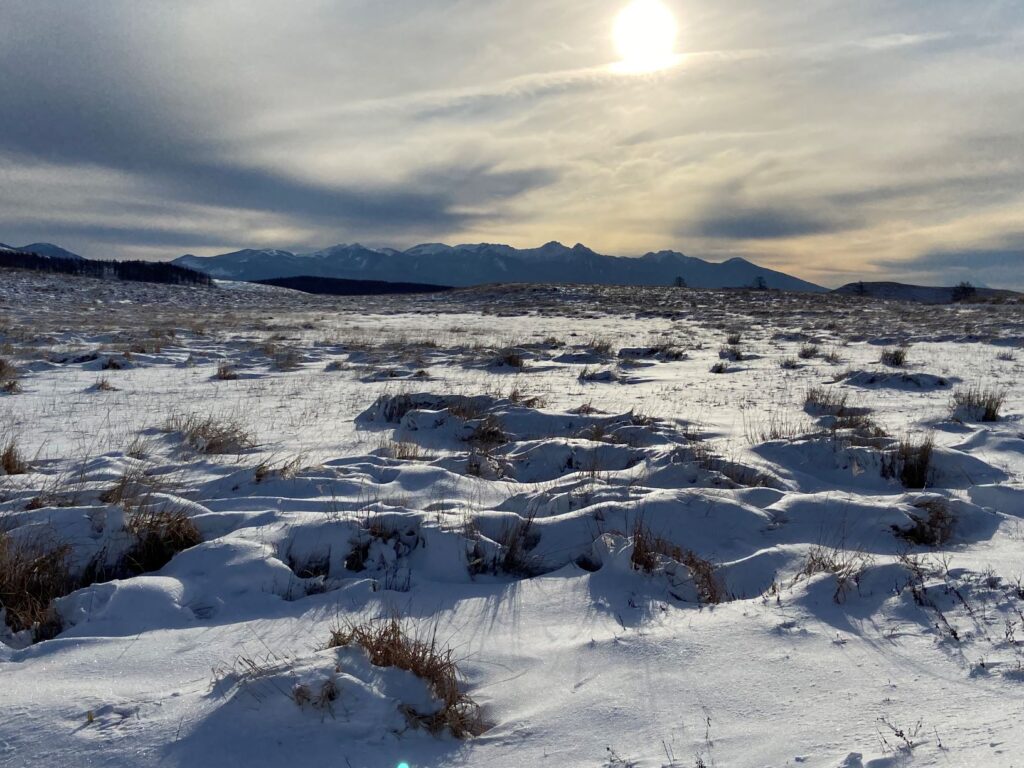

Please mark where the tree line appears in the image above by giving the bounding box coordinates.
[0,249,212,286]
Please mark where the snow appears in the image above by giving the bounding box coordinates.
[1,267,1023,767]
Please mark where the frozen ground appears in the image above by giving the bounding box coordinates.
[1,269,1023,767]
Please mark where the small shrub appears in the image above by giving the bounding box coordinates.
[779,357,800,370]
[798,344,820,360]
[880,347,908,367]
[950,385,1006,422]
[894,499,955,547]
[163,413,255,454]
[709,361,729,374]
[726,332,743,345]
[326,617,483,738]
[882,434,934,489]
[995,350,1015,362]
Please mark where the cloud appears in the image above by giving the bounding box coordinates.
[688,204,858,240]
[0,0,1022,279]
[874,235,1024,289]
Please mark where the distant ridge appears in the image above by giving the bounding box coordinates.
[174,241,826,292]
[256,275,452,296]
[834,281,1023,304]
[0,247,211,286]
[0,242,85,261]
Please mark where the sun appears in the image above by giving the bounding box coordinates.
[613,0,679,73]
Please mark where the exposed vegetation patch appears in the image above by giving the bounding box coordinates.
[950,385,1007,422]
[804,386,849,415]
[1,436,29,475]
[894,499,956,547]
[882,434,935,489]
[327,617,484,738]
[630,521,725,604]
[880,346,908,367]
[0,533,71,640]
[162,413,255,454]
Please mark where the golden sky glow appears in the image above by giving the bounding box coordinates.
[1,0,1023,287]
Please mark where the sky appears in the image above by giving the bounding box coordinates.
[1,0,1022,288]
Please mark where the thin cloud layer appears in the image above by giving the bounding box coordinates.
[1,0,1022,286]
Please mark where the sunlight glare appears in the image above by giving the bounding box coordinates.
[613,0,679,74]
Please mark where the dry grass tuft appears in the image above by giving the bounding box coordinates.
[468,513,540,577]
[631,521,725,604]
[446,397,488,422]
[163,413,255,454]
[822,348,844,365]
[894,499,956,547]
[292,678,338,711]
[709,361,729,374]
[630,519,682,574]
[467,415,508,447]
[798,544,872,603]
[880,346,908,367]
[93,376,117,392]
[327,617,484,738]
[492,349,526,369]
[0,533,72,638]
[121,507,202,575]
[804,386,848,415]
[253,454,305,483]
[950,385,1007,422]
[798,344,820,360]
[381,440,429,462]
[215,362,239,380]
[0,358,20,394]
[882,433,934,489]
[718,344,744,362]
[1,437,29,475]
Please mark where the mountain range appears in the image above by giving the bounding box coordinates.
[172,241,826,291]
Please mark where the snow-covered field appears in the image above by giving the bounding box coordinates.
[2,269,1023,767]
